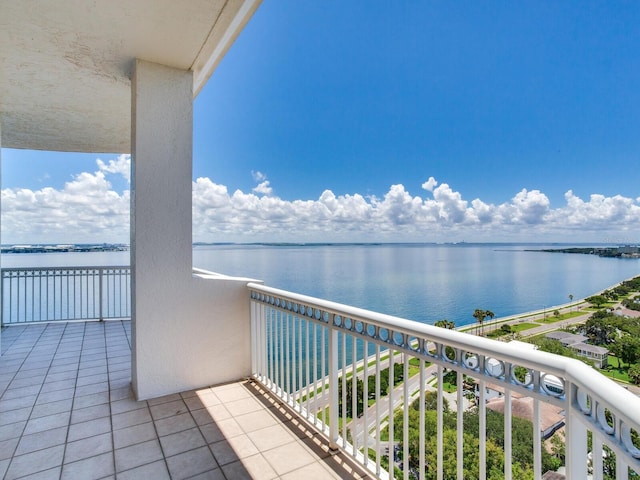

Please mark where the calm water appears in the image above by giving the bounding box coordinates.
[3,244,639,327]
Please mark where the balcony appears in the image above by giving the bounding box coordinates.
[2,267,639,479]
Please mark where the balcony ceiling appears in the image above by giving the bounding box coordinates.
[0,0,260,153]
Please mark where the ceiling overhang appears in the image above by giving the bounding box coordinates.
[0,0,261,153]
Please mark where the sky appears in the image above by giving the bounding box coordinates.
[2,1,640,245]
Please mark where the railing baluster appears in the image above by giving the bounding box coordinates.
[419,359,426,480]
[0,266,130,324]
[504,389,512,480]
[388,347,394,478]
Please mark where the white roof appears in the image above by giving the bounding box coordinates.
[0,0,261,153]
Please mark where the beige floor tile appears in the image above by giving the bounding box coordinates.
[113,421,158,449]
[70,402,111,424]
[116,460,171,480]
[262,440,317,476]
[0,437,20,461]
[15,426,68,456]
[210,434,259,466]
[5,444,64,479]
[149,399,189,420]
[112,406,152,430]
[30,398,73,419]
[185,468,226,480]
[71,391,110,409]
[234,409,279,433]
[0,406,32,427]
[23,411,71,436]
[64,432,112,464]
[17,466,61,480]
[115,439,164,473]
[280,461,344,480]
[153,411,196,437]
[224,397,265,417]
[67,416,111,442]
[221,454,278,480]
[147,392,183,406]
[199,422,225,445]
[248,423,297,451]
[211,384,252,403]
[166,445,218,480]
[0,421,26,442]
[159,427,206,457]
[61,451,114,480]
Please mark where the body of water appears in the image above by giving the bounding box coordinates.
[3,243,639,328]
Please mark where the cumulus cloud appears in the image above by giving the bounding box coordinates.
[3,163,640,244]
[2,158,130,244]
[421,177,438,192]
[251,171,273,196]
[96,154,131,183]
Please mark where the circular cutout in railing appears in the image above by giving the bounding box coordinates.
[392,332,405,347]
[621,424,640,459]
[462,352,479,370]
[576,388,592,415]
[540,374,565,397]
[334,315,342,327]
[485,357,505,378]
[293,303,299,313]
[442,345,456,363]
[379,328,389,342]
[286,301,292,310]
[314,309,322,320]
[407,336,420,352]
[596,404,615,436]
[322,311,330,323]
[355,321,364,334]
[511,365,533,387]
[366,324,377,338]
[344,318,353,330]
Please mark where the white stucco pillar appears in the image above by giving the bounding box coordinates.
[0,119,3,348]
[130,60,252,400]
[131,60,194,399]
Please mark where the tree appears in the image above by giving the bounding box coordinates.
[584,316,617,345]
[434,319,455,330]
[587,295,608,308]
[473,309,495,336]
[613,334,640,369]
[629,364,640,385]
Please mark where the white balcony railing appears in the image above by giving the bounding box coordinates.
[249,282,640,480]
[1,266,131,324]
[3,266,639,478]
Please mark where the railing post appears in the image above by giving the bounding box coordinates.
[328,319,339,453]
[565,382,588,480]
[98,267,104,321]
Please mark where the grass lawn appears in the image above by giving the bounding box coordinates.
[601,355,634,383]
[511,322,539,332]
[538,311,585,324]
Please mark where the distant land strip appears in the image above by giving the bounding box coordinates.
[1,244,129,254]
[527,246,640,258]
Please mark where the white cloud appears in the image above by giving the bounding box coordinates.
[3,162,640,244]
[96,154,131,183]
[421,177,438,192]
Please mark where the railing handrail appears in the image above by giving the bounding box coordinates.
[1,265,130,273]
[248,281,640,470]
[1,265,131,325]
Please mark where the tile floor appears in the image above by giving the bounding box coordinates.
[0,321,375,480]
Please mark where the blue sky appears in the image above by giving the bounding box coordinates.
[2,1,640,244]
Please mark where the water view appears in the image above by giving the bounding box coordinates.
[3,243,639,328]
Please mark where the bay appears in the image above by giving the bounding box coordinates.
[3,243,639,328]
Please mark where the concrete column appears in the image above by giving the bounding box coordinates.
[0,119,3,346]
[131,60,194,399]
[130,60,252,400]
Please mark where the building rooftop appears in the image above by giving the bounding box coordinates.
[0,321,374,479]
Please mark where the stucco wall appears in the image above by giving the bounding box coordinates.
[130,60,252,400]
